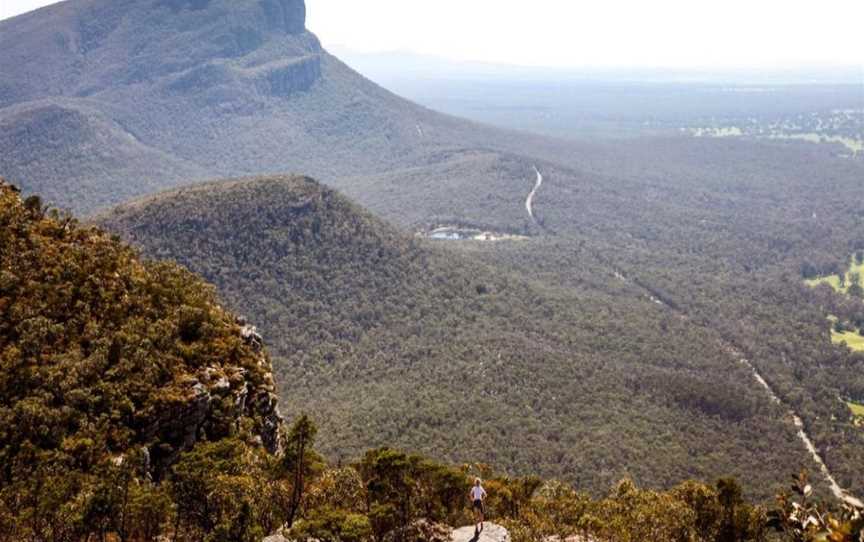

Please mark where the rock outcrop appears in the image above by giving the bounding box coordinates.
[255,55,322,97]
[144,316,283,476]
[0,181,285,484]
[260,0,307,34]
[451,523,511,542]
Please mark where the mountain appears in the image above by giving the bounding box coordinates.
[0,176,778,542]
[96,174,839,499]
[5,178,862,540]
[0,0,550,229]
[4,0,864,503]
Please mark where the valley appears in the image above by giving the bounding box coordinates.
[2,0,864,514]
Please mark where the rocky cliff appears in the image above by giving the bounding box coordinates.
[0,179,284,481]
[0,0,317,101]
[0,0,538,223]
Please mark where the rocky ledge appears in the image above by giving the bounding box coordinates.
[143,316,283,477]
[451,523,511,542]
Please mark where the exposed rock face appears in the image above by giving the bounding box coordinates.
[260,0,307,34]
[0,181,288,493]
[0,0,319,102]
[256,55,322,97]
[144,316,283,477]
[450,523,511,542]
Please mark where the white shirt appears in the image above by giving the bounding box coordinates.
[471,486,487,501]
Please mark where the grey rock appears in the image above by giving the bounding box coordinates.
[137,319,283,478]
[451,523,510,542]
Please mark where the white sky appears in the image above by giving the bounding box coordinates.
[2,0,863,69]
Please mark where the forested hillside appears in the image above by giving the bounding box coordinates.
[0,179,288,538]
[3,179,863,541]
[3,0,863,515]
[96,174,847,500]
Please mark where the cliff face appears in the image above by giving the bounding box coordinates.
[0,0,319,102]
[0,179,283,481]
[260,0,307,34]
[143,318,284,476]
[0,0,530,223]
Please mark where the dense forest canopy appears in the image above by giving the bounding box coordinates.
[3,178,863,541]
[1,0,863,539]
[0,179,285,537]
[96,175,864,501]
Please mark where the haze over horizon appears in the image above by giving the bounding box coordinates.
[2,0,863,72]
[2,0,864,537]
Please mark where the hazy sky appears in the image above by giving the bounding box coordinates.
[2,0,863,69]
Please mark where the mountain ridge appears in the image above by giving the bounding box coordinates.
[0,0,561,227]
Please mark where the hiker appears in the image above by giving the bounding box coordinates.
[470,477,487,531]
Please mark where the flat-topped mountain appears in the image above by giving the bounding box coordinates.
[1,0,313,102]
[0,0,549,229]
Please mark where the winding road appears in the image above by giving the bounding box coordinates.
[504,162,858,506]
[526,166,543,221]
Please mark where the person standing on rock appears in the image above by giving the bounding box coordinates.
[470,477,487,532]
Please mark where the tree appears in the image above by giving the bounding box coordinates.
[169,438,266,542]
[716,477,745,542]
[283,414,319,528]
[358,448,414,537]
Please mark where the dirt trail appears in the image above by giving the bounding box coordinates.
[610,265,862,507]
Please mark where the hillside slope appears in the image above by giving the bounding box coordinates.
[0,0,551,228]
[4,0,864,502]
[97,175,823,498]
[0,178,287,533]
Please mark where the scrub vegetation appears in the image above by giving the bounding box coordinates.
[2,182,862,542]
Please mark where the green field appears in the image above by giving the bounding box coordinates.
[832,330,864,352]
[849,401,864,428]
[806,255,864,294]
